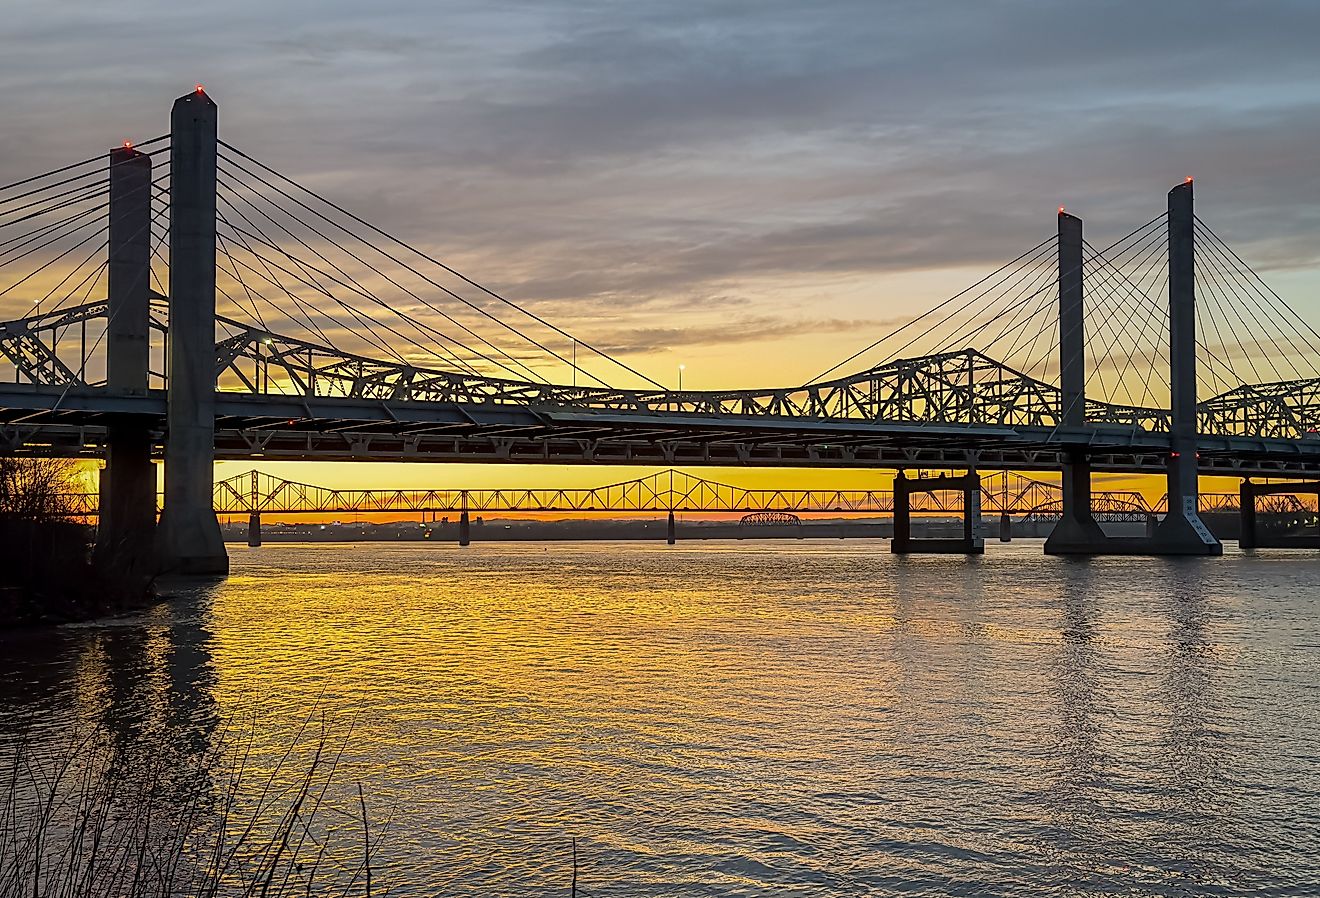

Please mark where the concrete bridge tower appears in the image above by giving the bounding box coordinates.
[94,144,157,579]
[1046,183,1220,555]
[1150,180,1220,554]
[156,88,229,575]
[1043,210,1107,553]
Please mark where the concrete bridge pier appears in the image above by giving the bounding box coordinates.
[1044,211,1108,554]
[156,88,228,575]
[1149,181,1220,555]
[94,145,157,582]
[458,509,471,546]
[1239,480,1257,550]
[891,471,985,555]
[1046,186,1219,556]
[999,512,1012,542]
[1240,479,1320,549]
[667,511,676,545]
[247,513,261,547]
[1043,450,1108,553]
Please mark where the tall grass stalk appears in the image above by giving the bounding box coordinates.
[0,714,386,898]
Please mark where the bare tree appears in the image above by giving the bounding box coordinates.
[0,457,81,522]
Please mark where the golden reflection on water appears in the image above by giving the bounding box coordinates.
[2,541,1319,896]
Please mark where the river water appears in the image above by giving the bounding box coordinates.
[2,541,1318,896]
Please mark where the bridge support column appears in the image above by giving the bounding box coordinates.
[891,471,984,554]
[1044,450,1109,553]
[1045,210,1108,555]
[1239,479,1320,549]
[1045,186,1219,556]
[892,472,912,553]
[94,145,157,584]
[1151,180,1220,556]
[247,513,261,548]
[666,510,676,545]
[1145,513,1159,539]
[999,512,1012,543]
[157,88,228,576]
[458,510,471,547]
[1239,480,1257,550]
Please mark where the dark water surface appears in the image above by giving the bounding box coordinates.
[2,541,1318,896]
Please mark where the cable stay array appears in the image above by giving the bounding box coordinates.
[0,138,171,391]
[211,141,662,393]
[2,135,1320,440]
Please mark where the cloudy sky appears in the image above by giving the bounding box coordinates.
[4,0,1319,491]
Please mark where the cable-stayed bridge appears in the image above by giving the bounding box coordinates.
[3,88,1320,572]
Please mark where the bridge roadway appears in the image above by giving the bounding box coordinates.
[5,381,1320,478]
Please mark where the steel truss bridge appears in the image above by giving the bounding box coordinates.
[59,469,1316,520]
[5,90,1320,570]
[5,294,1320,476]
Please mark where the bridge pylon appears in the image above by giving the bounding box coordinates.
[94,144,158,583]
[1149,180,1220,554]
[156,88,229,576]
[1045,184,1221,556]
[1044,209,1108,554]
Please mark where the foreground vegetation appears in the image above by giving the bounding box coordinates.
[0,716,384,898]
[0,458,152,626]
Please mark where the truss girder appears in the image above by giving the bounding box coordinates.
[3,302,1320,442]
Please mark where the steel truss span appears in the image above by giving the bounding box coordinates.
[3,300,1320,478]
[58,469,1316,518]
[6,297,1320,441]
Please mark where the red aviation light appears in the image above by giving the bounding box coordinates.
[1170,451,1181,459]
[122,139,133,150]
[195,83,206,95]
[1058,205,1066,214]
[1184,176,1194,184]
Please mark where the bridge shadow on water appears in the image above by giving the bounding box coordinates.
[0,579,223,781]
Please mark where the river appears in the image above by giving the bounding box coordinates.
[1,541,1317,896]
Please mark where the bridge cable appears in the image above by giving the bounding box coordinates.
[925,241,1059,360]
[215,173,518,381]
[1194,232,1294,385]
[1085,245,1173,410]
[218,143,658,389]
[215,167,554,382]
[216,160,578,388]
[1083,228,1172,408]
[1194,216,1320,362]
[804,236,1057,384]
[1195,219,1319,381]
[214,207,540,383]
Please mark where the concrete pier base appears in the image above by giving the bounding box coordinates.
[667,511,676,545]
[998,512,1012,543]
[458,510,471,547]
[1240,479,1320,549]
[891,471,984,555]
[247,513,261,548]
[1044,452,1109,554]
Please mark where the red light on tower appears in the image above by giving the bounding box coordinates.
[1184,176,1193,184]
[122,139,133,150]
[195,83,206,95]
[1058,205,1066,214]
